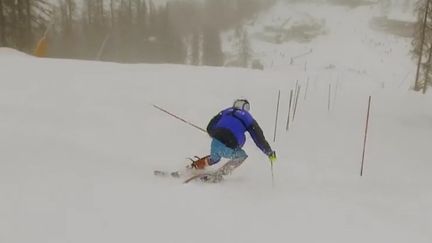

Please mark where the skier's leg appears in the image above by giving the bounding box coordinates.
[208,139,225,166]
[201,153,247,183]
[217,147,248,176]
[195,139,246,179]
[232,148,248,161]
[197,139,240,182]
[198,142,248,182]
[190,139,223,169]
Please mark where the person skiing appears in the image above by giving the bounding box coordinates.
[190,99,276,176]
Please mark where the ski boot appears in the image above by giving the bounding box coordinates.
[188,155,210,170]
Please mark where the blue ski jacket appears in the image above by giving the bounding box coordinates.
[206,107,272,155]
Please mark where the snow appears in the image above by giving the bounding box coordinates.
[237,1,415,90]
[0,48,33,57]
[1,2,431,243]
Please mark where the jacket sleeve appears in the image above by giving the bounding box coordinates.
[247,120,272,156]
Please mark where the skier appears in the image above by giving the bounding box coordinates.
[190,99,276,179]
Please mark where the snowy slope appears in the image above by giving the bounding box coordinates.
[227,1,415,90]
[1,2,432,243]
[1,46,432,243]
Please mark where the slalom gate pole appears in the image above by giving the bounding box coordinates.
[273,90,281,142]
[334,79,339,108]
[360,96,372,176]
[286,89,293,131]
[292,85,301,122]
[152,104,206,134]
[328,83,332,111]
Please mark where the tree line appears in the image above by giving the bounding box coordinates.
[0,0,52,53]
[1,0,274,67]
[412,0,432,93]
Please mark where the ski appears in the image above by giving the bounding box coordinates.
[153,156,204,179]
[155,158,245,184]
[154,168,220,183]
[183,159,243,183]
[183,172,223,184]
[153,170,181,178]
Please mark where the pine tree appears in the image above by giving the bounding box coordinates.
[0,0,5,45]
[3,0,274,63]
[237,27,252,67]
[202,25,223,66]
[82,0,108,59]
[54,0,75,57]
[0,0,52,52]
[191,30,201,65]
[161,2,186,64]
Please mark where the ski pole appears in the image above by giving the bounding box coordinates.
[152,104,206,133]
[270,159,275,187]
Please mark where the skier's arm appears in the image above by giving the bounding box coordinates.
[247,120,273,155]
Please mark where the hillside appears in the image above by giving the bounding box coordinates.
[1,1,431,243]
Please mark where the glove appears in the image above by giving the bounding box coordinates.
[268,151,277,164]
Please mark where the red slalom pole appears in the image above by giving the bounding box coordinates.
[360,96,372,176]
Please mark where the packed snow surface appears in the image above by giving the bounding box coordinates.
[1,2,431,243]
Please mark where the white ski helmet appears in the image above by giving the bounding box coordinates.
[233,99,250,111]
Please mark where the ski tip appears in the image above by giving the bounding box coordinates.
[153,170,167,176]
